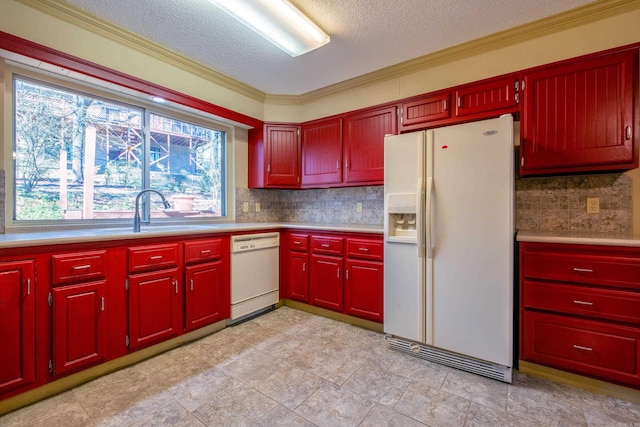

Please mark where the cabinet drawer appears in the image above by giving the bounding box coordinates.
[523,311,640,383]
[346,238,383,261]
[52,250,106,285]
[523,251,640,289]
[311,236,343,256]
[289,234,309,252]
[524,281,640,324]
[128,243,179,273]
[184,239,223,264]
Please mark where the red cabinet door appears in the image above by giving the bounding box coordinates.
[301,117,342,186]
[344,259,383,323]
[400,93,451,131]
[52,281,106,376]
[288,251,309,303]
[185,260,229,331]
[343,106,398,184]
[128,268,182,350]
[454,76,518,118]
[0,260,35,396]
[265,124,300,187]
[309,254,343,311]
[521,49,637,175]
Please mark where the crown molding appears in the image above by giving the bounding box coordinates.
[293,0,640,104]
[16,0,267,102]
[15,0,640,107]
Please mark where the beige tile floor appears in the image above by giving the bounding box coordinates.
[2,306,640,426]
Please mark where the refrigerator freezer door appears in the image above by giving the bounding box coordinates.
[430,115,514,367]
[383,131,426,343]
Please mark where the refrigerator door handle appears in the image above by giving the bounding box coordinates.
[425,176,434,259]
[416,177,425,258]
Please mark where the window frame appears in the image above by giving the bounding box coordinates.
[4,62,235,231]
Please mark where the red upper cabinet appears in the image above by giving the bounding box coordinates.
[265,124,301,187]
[399,92,451,132]
[454,75,519,118]
[248,123,301,188]
[343,105,398,184]
[520,49,638,175]
[301,117,343,186]
[0,260,35,397]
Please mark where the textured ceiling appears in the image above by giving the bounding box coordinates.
[61,0,595,96]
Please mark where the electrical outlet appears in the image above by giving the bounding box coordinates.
[356,202,363,213]
[255,202,261,212]
[586,197,600,214]
[243,202,249,212]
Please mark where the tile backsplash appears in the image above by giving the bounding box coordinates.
[235,186,383,225]
[237,172,633,234]
[0,168,631,234]
[515,173,632,234]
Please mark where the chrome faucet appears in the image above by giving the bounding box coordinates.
[133,189,171,232]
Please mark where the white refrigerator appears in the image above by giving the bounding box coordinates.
[383,115,514,382]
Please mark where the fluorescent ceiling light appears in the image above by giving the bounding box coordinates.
[209,0,330,57]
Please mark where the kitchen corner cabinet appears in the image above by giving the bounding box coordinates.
[343,106,398,184]
[520,242,640,388]
[344,238,384,322]
[50,250,108,377]
[249,123,301,188]
[520,49,638,176]
[184,237,230,331]
[0,260,36,396]
[127,243,183,351]
[301,118,343,186]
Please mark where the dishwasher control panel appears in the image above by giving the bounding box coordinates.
[231,232,280,252]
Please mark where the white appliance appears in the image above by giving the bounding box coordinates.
[230,232,280,321]
[383,115,514,382]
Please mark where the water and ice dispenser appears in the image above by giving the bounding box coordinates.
[386,193,417,241]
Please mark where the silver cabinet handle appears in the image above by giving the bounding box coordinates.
[174,280,179,294]
[190,279,194,291]
[443,99,447,111]
[200,250,211,257]
[626,125,632,140]
[358,247,369,252]
[26,278,31,296]
[573,268,593,273]
[346,270,350,280]
[337,268,340,279]
[149,255,163,261]
[72,264,92,270]
[573,300,594,306]
[573,344,593,351]
[101,297,105,311]
[293,241,302,245]
[321,243,330,248]
[302,262,306,272]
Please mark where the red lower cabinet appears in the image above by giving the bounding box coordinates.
[185,261,228,331]
[288,252,309,303]
[0,260,36,396]
[128,268,182,350]
[520,242,640,388]
[52,281,106,376]
[309,254,343,311]
[344,259,383,322]
[523,311,640,386]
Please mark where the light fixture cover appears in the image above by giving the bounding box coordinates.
[209,0,330,57]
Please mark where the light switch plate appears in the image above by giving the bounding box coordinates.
[243,202,249,212]
[255,202,261,212]
[586,197,600,214]
[356,202,363,213]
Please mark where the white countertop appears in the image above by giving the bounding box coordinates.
[0,222,383,249]
[516,229,640,247]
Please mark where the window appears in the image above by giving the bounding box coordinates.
[12,75,228,224]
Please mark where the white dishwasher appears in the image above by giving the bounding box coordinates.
[230,232,280,321]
